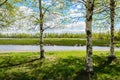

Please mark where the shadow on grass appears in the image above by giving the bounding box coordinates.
[93,55,120,80]
[0,57,40,68]
[93,55,118,71]
[0,55,120,80]
[32,56,101,80]
[31,56,86,80]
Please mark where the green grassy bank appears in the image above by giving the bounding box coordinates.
[0,38,120,46]
[0,32,120,41]
[0,51,120,80]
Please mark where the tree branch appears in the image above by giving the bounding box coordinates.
[43,25,55,31]
[42,1,57,17]
[0,0,7,7]
[76,0,86,6]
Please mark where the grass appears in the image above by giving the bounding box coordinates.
[116,43,120,47]
[0,38,39,45]
[0,51,120,80]
[0,38,120,46]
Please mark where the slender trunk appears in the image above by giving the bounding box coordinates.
[110,0,115,57]
[86,0,94,80]
[39,0,45,59]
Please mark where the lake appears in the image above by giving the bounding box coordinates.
[0,45,120,53]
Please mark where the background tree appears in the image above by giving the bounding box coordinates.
[92,0,119,58]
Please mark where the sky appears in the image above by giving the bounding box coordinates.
[1,0,120,34]
[2,0,86,34]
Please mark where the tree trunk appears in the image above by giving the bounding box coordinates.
[39,0,45,59]
[85,0,94,80]
[110,0,115,57]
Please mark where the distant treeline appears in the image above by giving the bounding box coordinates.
[0,31,120,40]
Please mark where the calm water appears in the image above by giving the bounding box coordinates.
[0,45,120,52]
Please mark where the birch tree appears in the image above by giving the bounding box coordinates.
[93,0,118,59]
[39,0,45,59]
[85,0,95,79]
[38,0,62,59]
[67,1,95,79]
[109,0,116,58]
[6,0,63,59]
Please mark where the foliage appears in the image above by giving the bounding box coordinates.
[0,31,120,41]
[115,44,120,47]
[0,0,24,28]
[114,30,120,41]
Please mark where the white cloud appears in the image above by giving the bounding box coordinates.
[70,13,83,17]
[66,22,85,28]
[69,8,83,18]
[19,6,34,16]
[70,9,78,13]
[77,5,81,8]
[49,22,86,33]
